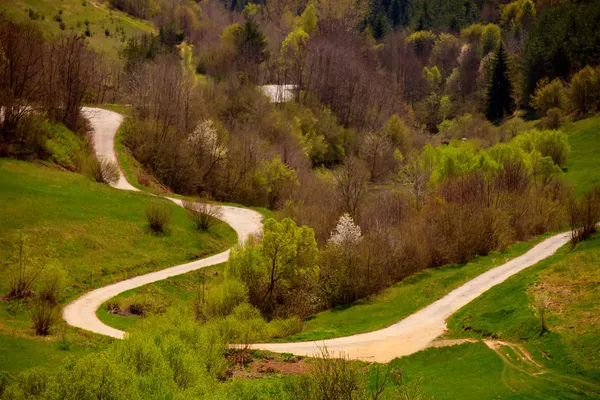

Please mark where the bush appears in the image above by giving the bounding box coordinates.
[265,317,303,338]
[107,294,166,317]
[5,233,44,300]
[570,65,600,115]
[569,187,600,246]
[85,156,120,184]
[202,279,248,320]
[30,295,61,335]
[37,264,65,305]
[144,203,171,233]
[530,78,569,117]
[286,347,403,399]
[182,200,223,231]
[540,107,569,129]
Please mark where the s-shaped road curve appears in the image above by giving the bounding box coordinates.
[64,107,572,362]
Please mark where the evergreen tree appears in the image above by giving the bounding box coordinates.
[371,12,392,39]
[416,0,432,31]
[389,0,408,27]
[486,44,515,123]
[234,18,269,65]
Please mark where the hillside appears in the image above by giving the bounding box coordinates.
[563,116,600,196]
[0,0,153,57]
[0,158,236,372]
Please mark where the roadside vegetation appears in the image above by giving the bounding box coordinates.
[0,159,236,372]
[447,233,600,383]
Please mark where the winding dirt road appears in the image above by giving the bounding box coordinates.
[62,108,263,339]
[65,107,571,362]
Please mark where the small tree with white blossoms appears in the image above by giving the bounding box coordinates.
[321,214,365,307]
[328,213,362,248]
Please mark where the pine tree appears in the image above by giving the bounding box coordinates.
[485,44,515,123]
[389,0,408,27]
[416,0,432,31]
[371,12,392,39]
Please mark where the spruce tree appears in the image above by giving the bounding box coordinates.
[389,0,408,27]
[485,44,514,123]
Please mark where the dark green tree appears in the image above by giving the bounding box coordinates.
[371,12,392,39]
[389,0,409,27]
[485,44,515,123]
[416,0,432,31]
[234,18,269,66]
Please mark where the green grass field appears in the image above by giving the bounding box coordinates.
[97,263,227,331]
[278,235,549,342]
[0,0,154,58]
[563,115,600,196]
[447,233,600,383]
[0,159,236,372]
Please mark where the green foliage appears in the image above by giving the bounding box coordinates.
[221,23,242,45]
[300,2,318,34]
[569,66,600,115]
[144,202,171,233]
[485,44,514,124]
[121,33,161,71]
[234,17,269,65]
[460,23,484,42]
[479,24,501,56]
[500,0,535,29]
[384,114,411,152]
[255,157,299,209]
[226,218,318,318]
[281,27,309,57]
[203,279,249,319]
[511,129,570,167]
[405,30,437,55]
[523,1,600,103]
[530,78,569,116]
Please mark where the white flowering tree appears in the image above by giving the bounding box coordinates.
[328,213,362,247]
[187,119,228,180]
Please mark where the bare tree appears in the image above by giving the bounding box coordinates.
[398,152,433,210]
[0,18,45,137]
[182,200,224,231]
[332,156,370,217]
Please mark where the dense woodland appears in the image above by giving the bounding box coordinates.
[1,0,600,397]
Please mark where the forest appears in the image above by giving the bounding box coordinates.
[1,0,600,398]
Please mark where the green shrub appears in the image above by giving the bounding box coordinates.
[512,129,570,167]
[540,107,569,129]
[30,296,61,335]
[37,263,65,305]
[144,203,171,233]
[107,294,166,317]
[203,279,249,319]
[5,233,44,300]
[265,317,303,338]
[84,157,119,183]
[530,78,569,116]
[570,65,600,115]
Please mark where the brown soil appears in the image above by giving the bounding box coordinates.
[249,359,308,375]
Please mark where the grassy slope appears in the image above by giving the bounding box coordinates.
[281,236,548,342]
[563,115,600,196]
[0,159,236,372]
[0,0,154,58]
[97,263,226,331]
[447,233,600,382]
